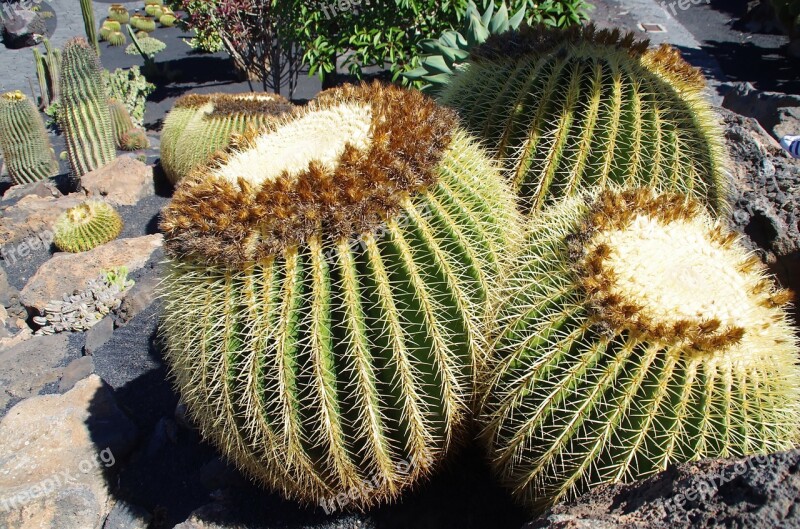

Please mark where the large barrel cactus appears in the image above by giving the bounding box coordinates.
[60,38,116,183]
[440,25,728,212]
[481,187,800,510]
[0,91,58,185]
[160,83,522,508]
[160,92,292,185]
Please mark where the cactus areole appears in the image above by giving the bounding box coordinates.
[483,187,800,510]
[160,83,521,507]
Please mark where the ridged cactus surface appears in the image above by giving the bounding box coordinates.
[54,200,123,253]
[109,98,134,147]
[160,83,522,508]
[60,38,116,182]
[0,91,57,185]
[120,128,149,151]
[440,25,728,213]
[481,187,800,510]
[160,92,292,185]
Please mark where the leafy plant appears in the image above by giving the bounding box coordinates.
[104,265,134,290]
[104,66,155,128]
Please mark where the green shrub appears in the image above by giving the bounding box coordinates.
[104,66,155,128]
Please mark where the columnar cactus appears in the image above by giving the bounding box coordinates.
[33,39,61,110]
[160,92,292,185]
[481,187,800,510]
[109,98,134,147]
[54,200,123,253]
[160,83,522,508]
[440,25,728,213]
[0,91,58,185]
[79,0,99,55]
[60,38,116,183]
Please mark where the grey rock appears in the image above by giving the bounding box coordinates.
[722,82,800,141]
[0,333,71,411]
[172,503,245,529]
[85,315,116,355]
[526,450,800,529]
[115,275,159,327]
[2,9,45,49]
[58,356,95,393]
[103,500,152,529]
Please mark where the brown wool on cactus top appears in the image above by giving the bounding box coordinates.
[171,92,293,118]
[570,188,793,353]
[472,23,706,92]
[161,83,457,267]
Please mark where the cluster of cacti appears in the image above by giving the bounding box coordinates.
[108,4,130,24]
[130,15,156,33]
[109,98,135,147]
[53,200,123,253]
[481,186,800,509]
[159,8,177,27]
[100,19,121,41]
[0,91,58,185]
[160,82,522,508]
[60,38,116,184]
[125,35,166,56]
[120,128,149,151]
[404,1,526,94]
[79,0,100,55]
[32,39,61,110]
[160,92,293,185]
[439,25,728,213]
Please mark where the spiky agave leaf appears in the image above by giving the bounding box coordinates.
[54,200,123,253]
[404,0,526,94]
[160,92,293,185]
[481,186,800,511]
[440,24,729,214]
[160,82,522,508]
[0,91,58,185]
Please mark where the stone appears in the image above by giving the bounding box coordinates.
[172,503,245,529]
[526,450,800,529]
[103,500,152,529]
[722,82,800,141]
[115,275,159,326]
[2,9,45,49]
[85,316,115,355]
[1,180,61,203]
[58,356,96,393]
[81,157,155,207]
[20,235,163,314]
[0,333,71,411]
[0,192,85,249]
[0,265,26,320]
[0,375,137,529]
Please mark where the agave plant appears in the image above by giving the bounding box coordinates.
[404,1,526,94]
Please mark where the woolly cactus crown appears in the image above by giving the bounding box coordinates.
[440,24,728,212]
[482,186,800,510]
[161,82,521,507]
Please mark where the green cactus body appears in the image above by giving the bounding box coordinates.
[34,39,62,109]
[54,200,123,253]
[439,25,728,213]
[100,19,121,41]
[0,91,58,185]
[481,187,800,511]
[120,128,149,150]
[145,5,164,18]
[108,4,130,24]
[131,15,156,33]
[160,92,293,185]
[60,38,117,182]
[109,98,135,147]
[33,48,49,108]
[160,83,522,508]
[107,31,126,47]
[159,13,176,27]
[79,0,99,55]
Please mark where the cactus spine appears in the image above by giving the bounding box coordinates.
[109,98,135,148]
[160,92,293,185]
[108,4,130,24]
[79,0,100,56]
[0,91,58,185]
[481,187,800,510]
[160,83,522,508]
[60,38,116,183]
[440,25,728,213]
[54,200,123,253]
[120,128,149,151]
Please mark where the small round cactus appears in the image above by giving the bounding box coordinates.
[160,92,292,185]
[99,19,121,41]
[440,25,729,213]
[160,83,522,508]
[131,15,156,33]
[481,187,800,510]
[54,200,124,253]
[159,13,177,27]
[145,4,164,18]
[120,128,149,151]
[108,4,130,24]
[107,30,126,47]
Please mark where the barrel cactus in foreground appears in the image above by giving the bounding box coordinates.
[160,92,292,185]
[160,83,522,508]
[0,91,58,185]
[54,200,123,253]
[440,25,728,213]
[60,38,116,183]
[481,186,800,510]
